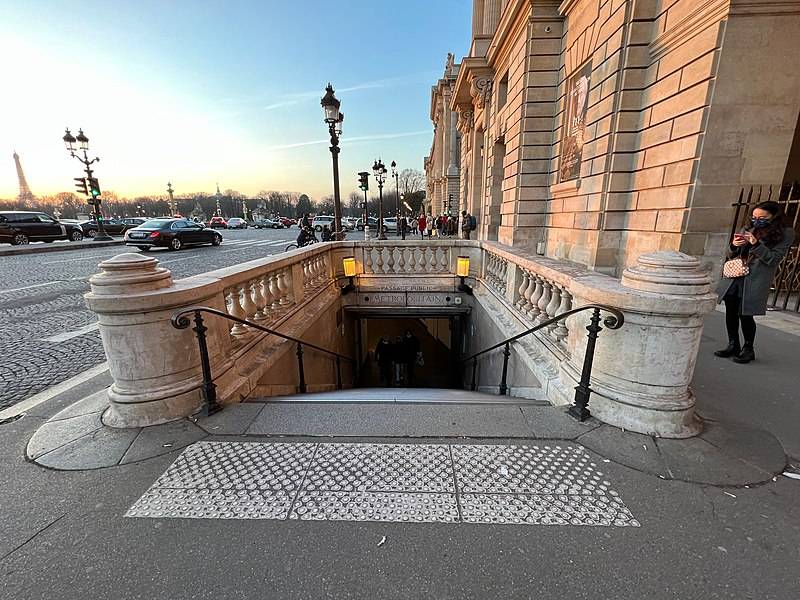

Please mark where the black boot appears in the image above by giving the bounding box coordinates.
[733,344,755,364]
[714,340,740,358]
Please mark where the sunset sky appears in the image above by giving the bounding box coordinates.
[1,0,470,201]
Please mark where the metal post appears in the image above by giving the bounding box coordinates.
[329,126,343,241]
[394,171,401,237]
[296,342,307,393]
[471,357,477,391]
[336,356,342,390]
[192,311,222,416]
[363,188,370,241]
[568,307,602,421]
[499,342,511,396]
[377,178,386,240]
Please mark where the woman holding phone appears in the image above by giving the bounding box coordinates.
[715,201,794,363]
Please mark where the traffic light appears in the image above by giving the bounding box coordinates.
[88,177,101,198]
[74,177,88,196]
[358,171,369,192]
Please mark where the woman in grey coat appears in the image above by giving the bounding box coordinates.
[715,201,795,363]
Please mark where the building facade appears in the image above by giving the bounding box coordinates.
[425,54,461,217]
[429,0,800,274]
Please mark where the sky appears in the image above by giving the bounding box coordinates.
[0,0,470,201]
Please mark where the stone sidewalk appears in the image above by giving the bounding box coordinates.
[0,238,123,256]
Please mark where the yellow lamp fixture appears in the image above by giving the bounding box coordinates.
[456,255,473,295]
[341,256,356,295]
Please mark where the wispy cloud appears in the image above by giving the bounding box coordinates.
[269,130,430,151]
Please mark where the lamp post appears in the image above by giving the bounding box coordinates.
[321,83,345,240]
[62,128,112,241]
[167,182,175,217]
[372,158,387,240]
[391,160,401,237]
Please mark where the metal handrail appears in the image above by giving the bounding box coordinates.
[171,306,354,416]
[461,304,624,421]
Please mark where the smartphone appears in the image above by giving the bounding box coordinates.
[733,233,746,240]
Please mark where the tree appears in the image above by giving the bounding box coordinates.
[398,168,426,197]
[296,194,314,218]
[347,191,363,217]
[316,195,335,216]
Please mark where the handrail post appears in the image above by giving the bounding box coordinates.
[192,310,222,417]
[335,356,342,390]
[296,342,307,394]
[499,341,511,396]
[471,357,477,391]
[568,307,602,421]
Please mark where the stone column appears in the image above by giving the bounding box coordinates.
[472,0,484,38]
[563,251,717,438]
[85,253,227,428]
[483,0,501,36]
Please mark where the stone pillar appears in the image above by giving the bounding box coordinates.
[85,253,227,428]
[472,0,484,37]
[564,251,717,438]
[483,0,501,36]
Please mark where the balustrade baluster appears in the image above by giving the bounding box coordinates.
[409,246,418,272]
[228,286,249,337]
[398,247,407,273]
[278,268,291,306]
[554,290,572,342]
[319,254,329,285]
[535,281,552,324]
[251,278,268,321]
[528,275,543,318]
[546,285,562,333]
[418,246,428,271]
[439,248,448,272]
[521,269,535,313]
[376,247,385,273]
[365,246,374,274]
[268,273,281,311]
[261,273,275,320]
[386,247,396,274]
[516,269,530,310]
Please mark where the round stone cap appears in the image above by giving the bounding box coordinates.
[621,250,711,295]
[89,252,173,295]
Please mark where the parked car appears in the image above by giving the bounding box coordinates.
[227,217,247,229]
[356,217,379,231]
[123,217,146,228]
[311,215,335,231]
[124,218,222,251]
[207,216,228,229]
[78,218,130,237]
[342,217,357,230]
[0,211,84,245]
[253,218,284,229]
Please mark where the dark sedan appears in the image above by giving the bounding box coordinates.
[79,218,130,237]
[125,218,222,251]
[0,211,84,245]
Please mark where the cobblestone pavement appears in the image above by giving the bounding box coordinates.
[0,227,309,410]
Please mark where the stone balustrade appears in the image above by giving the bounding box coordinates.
[85,239,716,438]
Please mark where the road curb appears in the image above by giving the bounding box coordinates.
[0,239,124,257]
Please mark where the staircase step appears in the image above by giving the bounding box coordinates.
[248,387,549,406]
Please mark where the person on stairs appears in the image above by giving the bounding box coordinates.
[715,200,794,363]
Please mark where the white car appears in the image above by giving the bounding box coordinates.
[227,218,247,229]
[342,217,357,230]
[311,215,335,231]
[382,217,398,232]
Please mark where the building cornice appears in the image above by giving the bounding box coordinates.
[730,0,800,15]
[449,56,492,111]
[650,0,728,60]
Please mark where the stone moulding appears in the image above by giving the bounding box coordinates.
[649,0,728,61]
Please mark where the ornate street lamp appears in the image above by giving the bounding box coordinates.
[321,83,345,240]
[61,128,112,241]
[372,158,388,240]
[391,160,401,237]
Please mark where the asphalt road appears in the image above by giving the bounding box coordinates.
[0,226,308,410]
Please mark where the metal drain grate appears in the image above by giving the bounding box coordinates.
[126,441,640,527]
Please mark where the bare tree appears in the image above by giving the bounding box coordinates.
[316,195,335,216]
[398,168,425,197]
[347,191,362,217]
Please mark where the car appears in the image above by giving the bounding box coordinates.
[227,217,247,229]
[311,215,335,231]
[253,218,284,229]
[278,217,296,227]
[123,217,146,228]
[78,218,130,237]
[124,218,222,251]
[382,217,398,232]
[342,217,357,230]
[207,216,228,229]
[355,217,379,231]
[0,211,84,245]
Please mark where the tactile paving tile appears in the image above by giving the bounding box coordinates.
[126,488,293,520]
[303,443,454,492]
[152,440,316,491]
[126,441,639,527]
[451,444,610,495]
[460,494,640,527]
[290,491,459,523]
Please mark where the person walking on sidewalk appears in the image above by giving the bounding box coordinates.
[417,214,426,238]
[375,336,393,386]
[715,200,794,364]
[426,214,433,238]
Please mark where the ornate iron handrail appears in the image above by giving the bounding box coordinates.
[461,304,624,422]
[171,306,354,416]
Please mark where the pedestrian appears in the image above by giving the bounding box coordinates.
[426,214,433,238]
[462,210,473,240]
[418,213,426,238]
[393,335,404,385]
[401,329,420,387]
[321,224,332,242]
[301,213,312,230]
[715,200,794,363]
[375,336,393,386]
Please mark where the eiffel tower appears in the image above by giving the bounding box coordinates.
[13,151,35,207]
